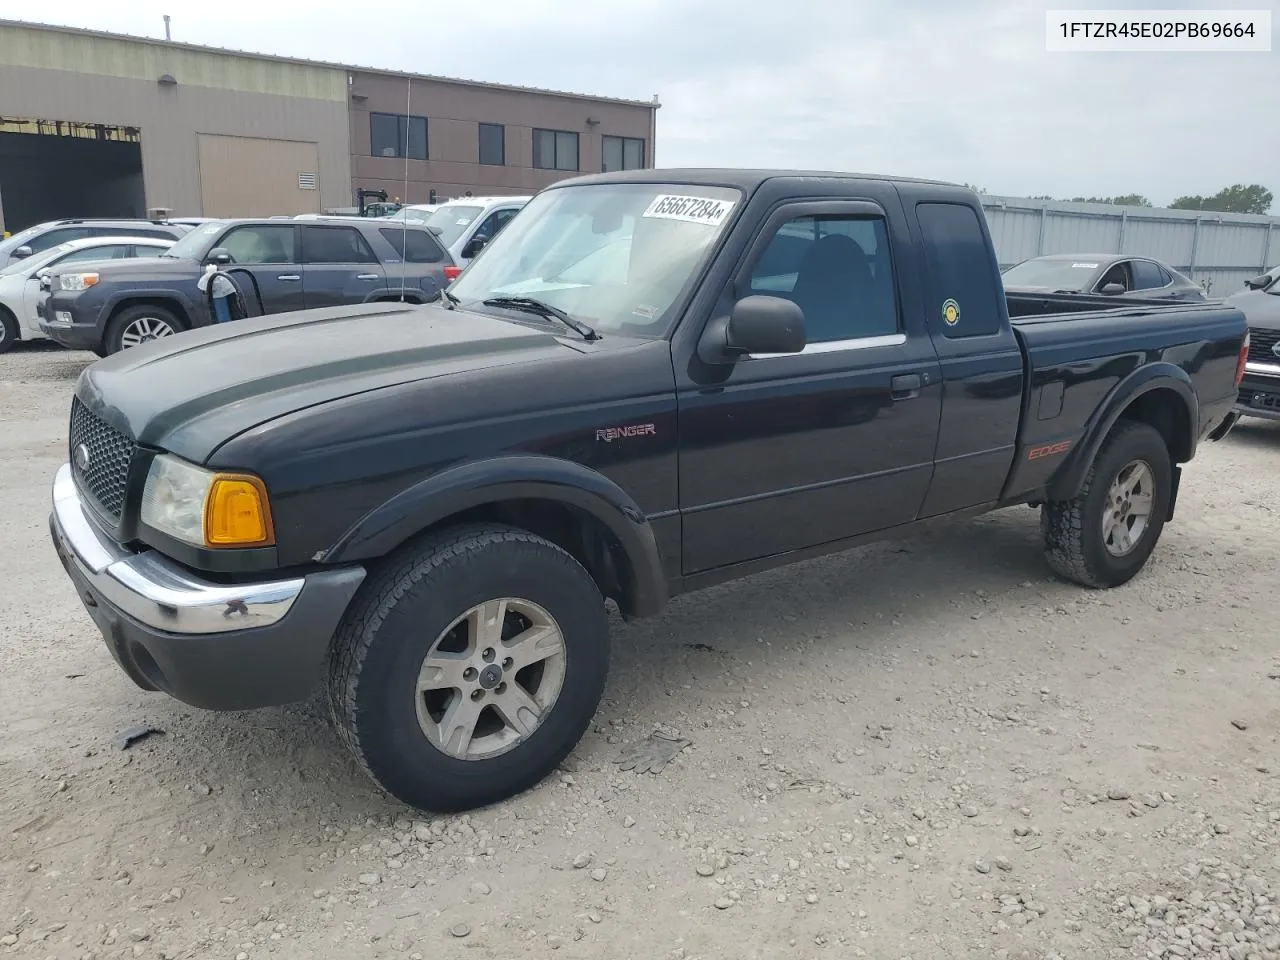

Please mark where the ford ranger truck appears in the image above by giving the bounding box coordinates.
[47,169,1249,813]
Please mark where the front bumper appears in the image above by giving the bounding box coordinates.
[1234,366,1280,421]
[38,292,102,349]
[48,463,366,710]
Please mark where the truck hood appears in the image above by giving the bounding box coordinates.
[54,255,199,282]
[75,301,572,463]
[1225,288,1280,330]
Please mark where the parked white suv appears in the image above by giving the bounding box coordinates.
[422,196,530,270]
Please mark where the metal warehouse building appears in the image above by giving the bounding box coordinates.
[981,195,1280,297]
[0,20,658,232]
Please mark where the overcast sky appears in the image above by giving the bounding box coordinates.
[14,1,1276,205]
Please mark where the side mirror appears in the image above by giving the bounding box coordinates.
[1245,274,1271,289]
[11,245,33,260]
[463,235,489,258]
[207,248,233,265]
[1100,282,1126,295]
[726,295,806,355]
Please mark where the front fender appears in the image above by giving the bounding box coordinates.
[103,287,205,328]
[1047,362,1198,500]
[323,454,668,617]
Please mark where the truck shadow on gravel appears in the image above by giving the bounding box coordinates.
[1222,418,1280,450]
[0,343,94,382]
[150,508,1064,819]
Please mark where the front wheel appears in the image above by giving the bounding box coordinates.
[105,304,184,354]
[1040,420,1172,588]
[0,307,18,354]
[327,524,610,812]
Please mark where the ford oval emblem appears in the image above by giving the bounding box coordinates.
[73,443,91,470]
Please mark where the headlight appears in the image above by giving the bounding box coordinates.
[140,454,275,548]
[58,273,99,291]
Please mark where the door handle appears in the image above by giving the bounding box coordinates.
[890,373,923,400]
[277,274,301,281]
[356,274,379,280]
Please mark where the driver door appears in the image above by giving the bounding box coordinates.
[214,224,306,314]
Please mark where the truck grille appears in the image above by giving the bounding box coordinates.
[69,397,136,522]
[1247,327,1280,366]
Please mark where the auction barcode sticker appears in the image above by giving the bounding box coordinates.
[1046,9,1272,51]
[642,195,736,227]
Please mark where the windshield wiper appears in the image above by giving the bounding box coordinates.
[441,287,459,308]
[481,296,600,341]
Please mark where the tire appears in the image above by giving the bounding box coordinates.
[1040,420,1171,588]
[327,523,609,812]
[105,304,184,355]
[0,307,18,354]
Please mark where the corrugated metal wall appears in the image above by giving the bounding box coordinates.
[981,196,1280,297]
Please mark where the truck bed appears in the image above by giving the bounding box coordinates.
[1006,289,1210,320]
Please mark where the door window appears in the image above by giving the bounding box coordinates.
[219,226,297,264]
[1096,262,1131,291]
[131,245,170,259]
[1130,259,1166,290]
[916,202,1003,338]
[49,245,131,267]
[746,214,898,342]
[26,228,90,254]
[302,226,379,264]
[474,208,520,241]
[379,228,445,263]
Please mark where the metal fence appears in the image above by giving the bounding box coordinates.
[980,195,1280,297]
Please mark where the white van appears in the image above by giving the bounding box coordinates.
[423,196,530,269]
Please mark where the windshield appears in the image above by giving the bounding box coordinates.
[448,183,743,338]
[425,205,483,247]
[161,222,226,259]
[0,223,49,258]
[1001,258,1101,291]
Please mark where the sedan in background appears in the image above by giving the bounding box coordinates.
[1001,253,1206,301]
[0,235,173,353]
[0,218,191,270]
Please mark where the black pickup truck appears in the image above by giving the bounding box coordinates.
[47,169,1249,813]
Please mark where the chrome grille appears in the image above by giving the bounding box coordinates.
[68,397,135,521]
[1247,327,1280,365]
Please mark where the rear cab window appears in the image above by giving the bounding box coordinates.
[915,202,1004,338]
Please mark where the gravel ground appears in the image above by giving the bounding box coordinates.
[3,342,1280,960]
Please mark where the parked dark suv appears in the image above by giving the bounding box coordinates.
[0,219,195,270]
[38,218,455,355]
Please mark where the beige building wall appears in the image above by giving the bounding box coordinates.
[197,135,322,216]
[349,71,657,202]
[0,22,352,220]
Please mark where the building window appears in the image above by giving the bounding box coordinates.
[479,123,505,166]
[603,136,645,172]
[370,112,427,160]
[533,128,579,171]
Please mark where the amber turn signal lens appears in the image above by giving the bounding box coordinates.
[204,474,275,547]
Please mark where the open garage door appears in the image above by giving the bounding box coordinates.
[198,134,321,217]
[0,118,144,233]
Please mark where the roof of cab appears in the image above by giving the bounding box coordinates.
[547,168,971,192]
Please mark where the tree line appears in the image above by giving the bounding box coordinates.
[963,184,1273,216]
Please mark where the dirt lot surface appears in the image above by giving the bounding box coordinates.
[3,343,1280,960]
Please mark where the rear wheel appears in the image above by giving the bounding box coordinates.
[327,523,610,812]
[1041,420,1171,588]
[0,307,18,354]
[105,304,184,354]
